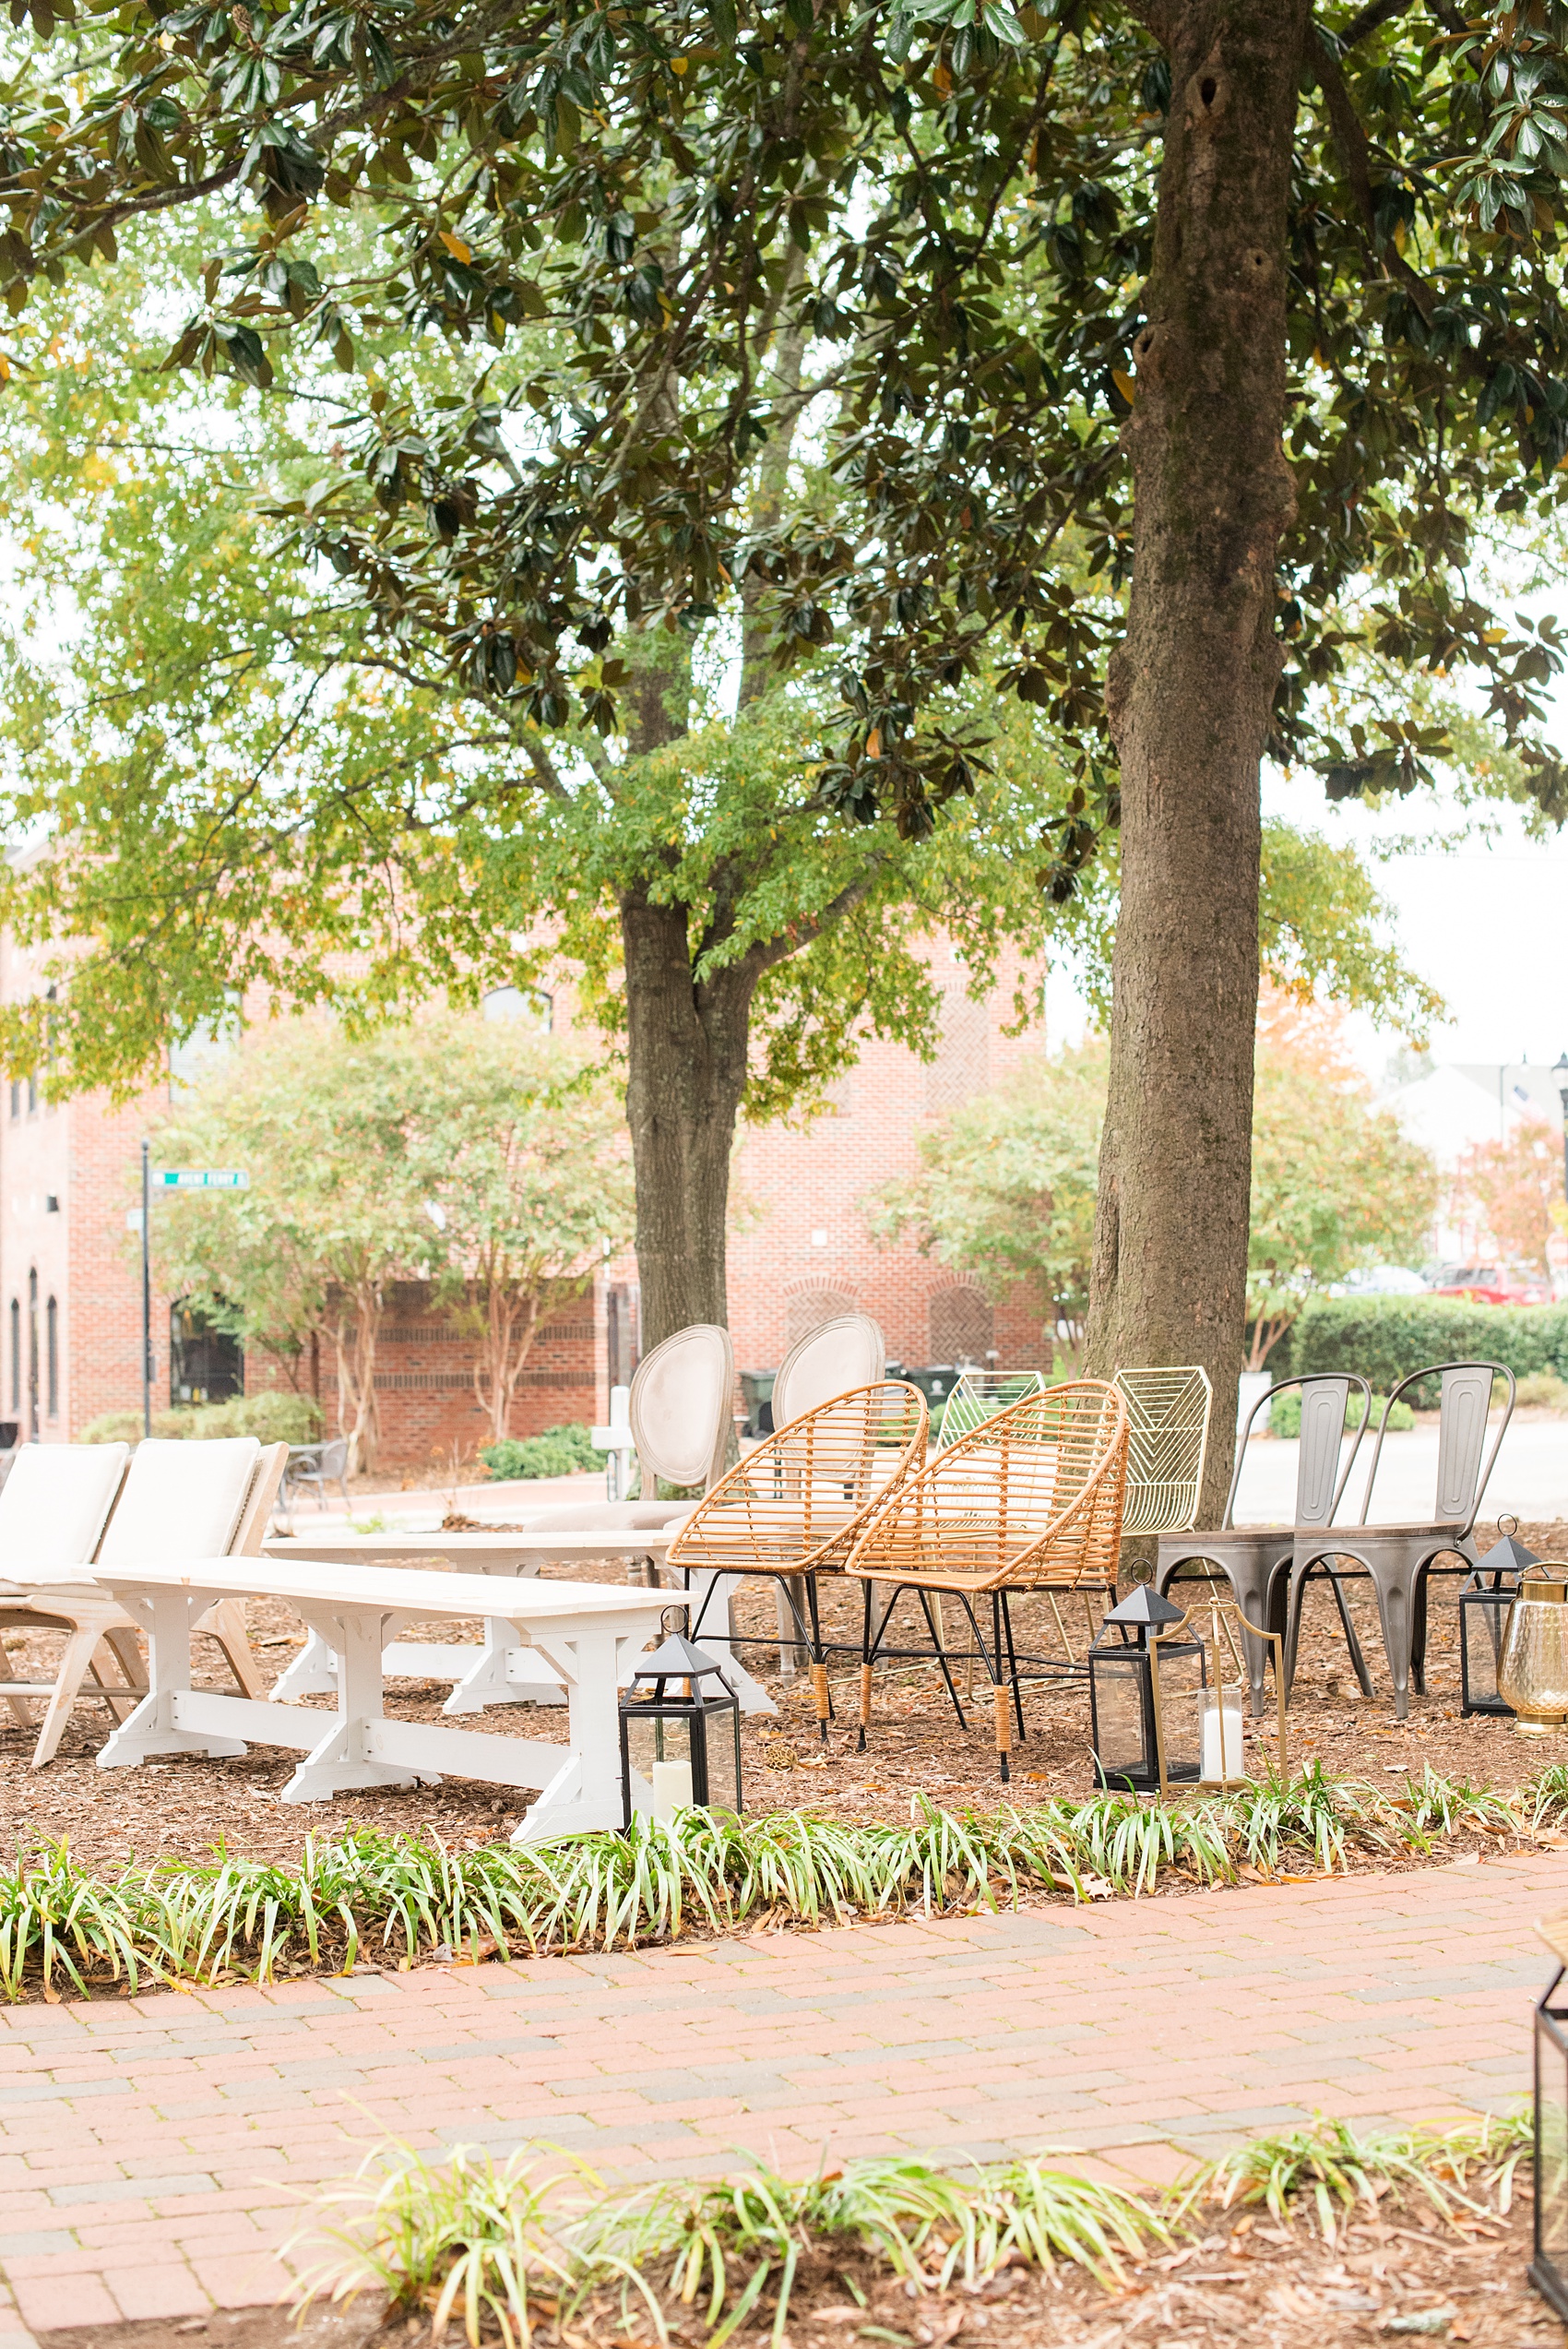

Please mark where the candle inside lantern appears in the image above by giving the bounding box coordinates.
[651,1758,694,1820]
[1200,1691,1249,1783]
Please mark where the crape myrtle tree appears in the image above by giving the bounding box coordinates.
[3,2,1567,1497]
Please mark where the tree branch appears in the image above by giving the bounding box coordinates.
[1336,0,1413,48]
[1312,27,1434,322]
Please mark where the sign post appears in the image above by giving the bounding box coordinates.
[140,1141,151,1438]
[137,1168,250,1437]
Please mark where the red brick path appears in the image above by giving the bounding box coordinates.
[0,1854,1557,2337]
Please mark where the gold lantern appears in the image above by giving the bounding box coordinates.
[1497,1567,1568,1736]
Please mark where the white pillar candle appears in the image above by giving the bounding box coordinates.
[651,1758,695,1821]
[1200,1695,1249,1783]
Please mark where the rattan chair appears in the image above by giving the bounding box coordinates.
[666,1380,927,1739]
[1112,1365,1212,1535]
[845,1380,1129,1782]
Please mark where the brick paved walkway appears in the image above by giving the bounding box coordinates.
[0,1853,1560,2338]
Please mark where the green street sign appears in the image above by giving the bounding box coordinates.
[156,1169,250,1189]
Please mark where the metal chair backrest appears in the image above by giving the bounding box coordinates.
[937,1368,1048,1449]
[771,1314,885,1426]
[318,1437,349,1481]
[1356,1360,1514,1532]
[628,1323,735,1496]
[0,1442,129,1572]
[1112,1365,1212,1535]
[1222,1373,1371,1530]
[668,1380,926,1577]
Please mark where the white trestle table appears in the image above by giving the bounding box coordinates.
[19,1556,671,1842]
[260,1528,776,1716]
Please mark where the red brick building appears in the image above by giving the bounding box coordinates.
[0,934,1051,1465]
[725,945,1051,1379]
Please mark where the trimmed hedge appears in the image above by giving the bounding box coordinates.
[81,1392,323,1446]
[1273,1294,1568,1405]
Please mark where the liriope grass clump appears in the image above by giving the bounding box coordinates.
[0,1762,1560,1998]
[287,2109,1532,2348]
[1185,2107,1532,2245]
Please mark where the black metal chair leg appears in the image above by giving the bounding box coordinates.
[858,1577,874,1750]
[1000,1591,1026,1741]
[915,1588,968,1728]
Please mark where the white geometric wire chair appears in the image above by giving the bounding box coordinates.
[1111,1365,1213,1536]
[936,1368,1049,1449]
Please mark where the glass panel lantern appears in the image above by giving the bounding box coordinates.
[1535,1958,1568,2320]
[1088,1586,1205,1795]
[1462,1521,1541,1717]
[619,1632,743,1829]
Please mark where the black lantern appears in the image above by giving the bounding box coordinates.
[1087,1586,1206,1795]
[1460,1519,1542,1717]
[619,1632,743,1829]
[1534,1945,1568,2320]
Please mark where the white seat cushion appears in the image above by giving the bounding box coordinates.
[96,1437,261,1567]
[0,1443,130,1570]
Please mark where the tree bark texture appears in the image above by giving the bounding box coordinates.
[1088,2,1307,1522]
[621,886,755,1350]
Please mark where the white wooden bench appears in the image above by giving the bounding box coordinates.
[260,1528,776,1716]
[20,1556,670,1842]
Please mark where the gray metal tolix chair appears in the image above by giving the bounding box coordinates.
[1282,1361,1515,1720]
[1155,1372,1371,1714]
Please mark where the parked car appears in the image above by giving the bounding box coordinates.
[1329,1265,1430,1297]
[1429,1264,1551,1306]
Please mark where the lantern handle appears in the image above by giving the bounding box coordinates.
[1199,1592,1289,1787]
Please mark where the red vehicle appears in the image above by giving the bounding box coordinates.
[1430,1265,1551,1306]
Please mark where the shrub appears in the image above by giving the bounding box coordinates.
[1516,1370,1568,1410]
[80,1392,323,1446]
[1272,1294,1568,1405]
[480,1423,600,1481]
[1266,1389,1414,1439]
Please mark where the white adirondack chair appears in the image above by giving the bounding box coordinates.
[0,1437,286,1767]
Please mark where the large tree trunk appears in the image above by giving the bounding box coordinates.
[1087,2,1307,1526]
[621,888,755,1348]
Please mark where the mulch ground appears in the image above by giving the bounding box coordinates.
[0,1524,1563,1872]
[38,2191,1554,2348]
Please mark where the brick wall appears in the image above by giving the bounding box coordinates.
[724,943,1052,1377]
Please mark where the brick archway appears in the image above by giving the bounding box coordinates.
[785,1285,858,1353]
[928,1283,992,1365]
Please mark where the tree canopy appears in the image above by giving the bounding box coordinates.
[152,1011,632,1467]
[0,0,1561,1468]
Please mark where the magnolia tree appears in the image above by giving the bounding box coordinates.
[154,1016,632,1470]
[6,0,1564,1518]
